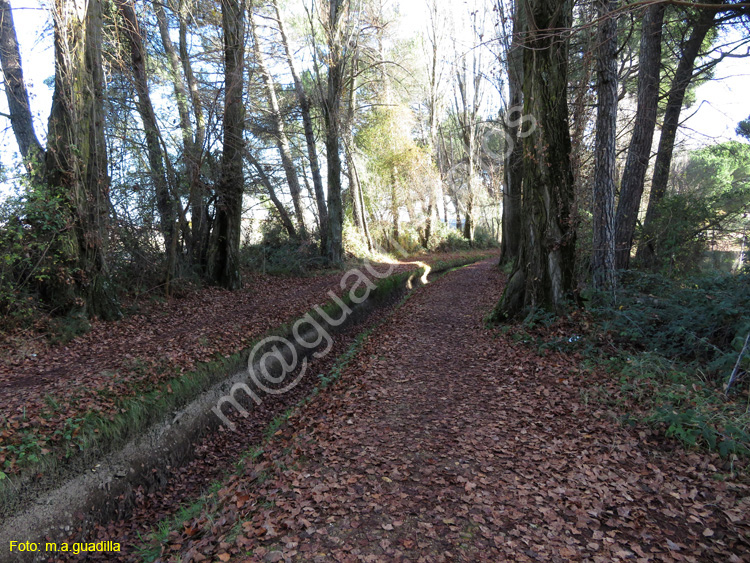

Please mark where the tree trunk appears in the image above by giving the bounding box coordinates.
[614,3,664,270]
[463,194,474,242]
[323,0,346,264]
[117,0,175,275]
[0,0,43,168]
[154,0,193,160]
[354,162,373,250]
[492,0,576,321]
[422,188,434,248]
[637,3,719,267]
[423,0,443,249]
[250,11,307,239]
[592,0,618,290]
[344,55,359,231]
[246,150,298,239]
[390,165,399,242]
[499,0,523,267]
[45,0,119,320]
[344,53,371,249]
[442,183,449,224]
[211,0,245,289]
[155,0,208,268]
[455,50,478,243]
[273,0,328,251]
[301,164,320,232]
[452,188,462,232]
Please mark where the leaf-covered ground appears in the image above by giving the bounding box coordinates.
[139,259,749,562]
[0,251,486,476]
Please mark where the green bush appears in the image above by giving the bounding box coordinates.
[0,185,71,328]
[472,225,501,249]
[640,141,750,274]
[593,270,750,378]
[428,221,470,252]
[241,217,326,275]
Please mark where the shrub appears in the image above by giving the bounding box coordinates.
[428,221,471,252]
[0,185,71,329]
[641,141,750,275]
[241,217,326,275]
[593,271,750,374]
[472,225,501,249]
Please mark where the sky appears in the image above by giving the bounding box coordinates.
[0,0,748,199]
[0,0,53,178]
[680,54,750,147]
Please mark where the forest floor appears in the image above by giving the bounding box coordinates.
[0,250,489,480]
[112,259,748,562]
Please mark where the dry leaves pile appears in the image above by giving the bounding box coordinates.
[148,260,749,562]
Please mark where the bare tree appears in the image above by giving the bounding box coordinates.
[451,7,487,243]
[155,0,209,269]
[116,0,176,279]
[322,0,349,263]
[344,53,373,249]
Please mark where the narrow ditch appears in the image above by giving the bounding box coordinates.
[0,262,465,563]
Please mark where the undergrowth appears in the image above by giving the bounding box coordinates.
[592,270,750,375]
[603,353,749,462]
[497,269,750,465]
[589,271,750,463]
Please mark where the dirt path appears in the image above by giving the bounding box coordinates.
[147,260,748,562]
[0,251,486,479]
[57,276,406,563]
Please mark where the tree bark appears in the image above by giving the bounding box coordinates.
[2,0,120,319]
[463,195,474,242]
[211,0,245,289]
[499,0,523,267]
[637,3,719,267]
[592,0,618,290]
[323,0,346,264]
[492,0,576,321]
[250,11,307,239]
[273,0,328,251]
[614,3,664,270]
[0,0,43,167]
[45,0,119,320]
